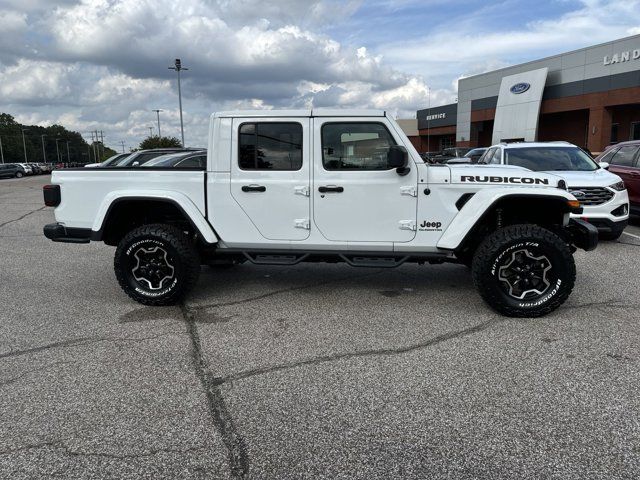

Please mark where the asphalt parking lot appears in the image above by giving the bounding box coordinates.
[1,174,640,479]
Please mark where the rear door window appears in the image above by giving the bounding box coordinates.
[610,146,639,167]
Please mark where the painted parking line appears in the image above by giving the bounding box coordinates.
[622,230,640,240]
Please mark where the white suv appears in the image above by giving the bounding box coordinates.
[478,142,629,239]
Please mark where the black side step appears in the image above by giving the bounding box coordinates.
[339,255,409,268]
[243,252,309,265]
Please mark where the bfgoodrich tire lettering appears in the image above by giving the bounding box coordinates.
[114,224,200,306]
[471,224,576,317]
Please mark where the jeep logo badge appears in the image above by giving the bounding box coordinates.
[510,82,531,94]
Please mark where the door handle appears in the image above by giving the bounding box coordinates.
[318,186,344,193]
[241,185,266,192]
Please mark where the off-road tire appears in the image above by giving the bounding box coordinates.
[471,224,576,317]
[114,224,200,306]
[15,171,23,178]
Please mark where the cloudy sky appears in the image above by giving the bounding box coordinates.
[1,0,639,150]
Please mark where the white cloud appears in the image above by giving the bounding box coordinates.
[0,0,433,148]
[381,0,640,96]
[0,0,638,151]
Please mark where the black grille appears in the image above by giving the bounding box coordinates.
[568,186,614,206]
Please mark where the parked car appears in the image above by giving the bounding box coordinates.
[0,163,28,178]
[85,152,131,168]
[43,109,597,317]
[447,148,488,165]
[464,147,487,163]
[595,140,640,216]
[28,163,43,174]
[478,141,629,240]
[17,163,33,175]
[114,148,203,167]
[430,147,471,163]
[142,150,207,168]
[419,151,440,163]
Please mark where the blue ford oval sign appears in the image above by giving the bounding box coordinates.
[510,82,531,94]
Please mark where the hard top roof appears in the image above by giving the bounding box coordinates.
[212,109,387,118]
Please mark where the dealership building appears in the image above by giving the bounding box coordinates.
[413,33,640,154]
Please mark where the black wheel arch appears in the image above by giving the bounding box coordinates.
[93,197,214,246]
[454,193,579,261]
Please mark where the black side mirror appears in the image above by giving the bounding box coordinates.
[387,145,410,175]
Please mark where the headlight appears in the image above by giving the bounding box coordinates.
[609,181,625,191]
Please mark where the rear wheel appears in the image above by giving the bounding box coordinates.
[471,224,576,317]
[114,224,200,306]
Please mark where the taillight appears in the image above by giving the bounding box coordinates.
[43,184,61,207]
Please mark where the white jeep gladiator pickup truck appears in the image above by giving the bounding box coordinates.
[43,109,598,317]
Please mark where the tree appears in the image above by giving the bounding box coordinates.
[139,135,182,150]
[0,112,94,164]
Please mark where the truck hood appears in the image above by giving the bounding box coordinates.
[540,167,621,188]
[448,164,562,187]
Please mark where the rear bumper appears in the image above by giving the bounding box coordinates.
[43,223,92,244]
[565,218,599,251]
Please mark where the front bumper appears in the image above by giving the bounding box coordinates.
[565,218,599,251]
[43,223,92,244]
[569,189,629,232]
[582,217,628,234]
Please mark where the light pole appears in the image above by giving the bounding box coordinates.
[152,109,163,137]
[41,134,47,163]
[168,58,188,147]
[427,86,431,154]
[0,136,4,164]
[21,128,29,163]
[148,126,154,137]
[66,141,70,164]
[55,137,61,163]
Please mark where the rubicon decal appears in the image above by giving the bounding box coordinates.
[461,175,549,185]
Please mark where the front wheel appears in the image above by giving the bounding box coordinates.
[471,224,576,317]
[15,171,23,178]
[114,224,200,306]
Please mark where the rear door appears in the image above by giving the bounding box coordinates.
[608,145,640,206]
[312,118,418,243]
[230,118,311,241]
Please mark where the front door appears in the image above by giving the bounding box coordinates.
[608,144,640,206]
[312,119,418,243]
[230,118,310,241]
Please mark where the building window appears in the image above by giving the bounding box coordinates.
[321,122,396,170]
[440,136,455,150]
[631,122,640,141]
[610,123,619,144]
[239,123,303,170]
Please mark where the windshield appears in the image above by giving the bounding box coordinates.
[143,153,189,166]
[464,148,485,158]
[505,146,599,172]
[101,154,127,166]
